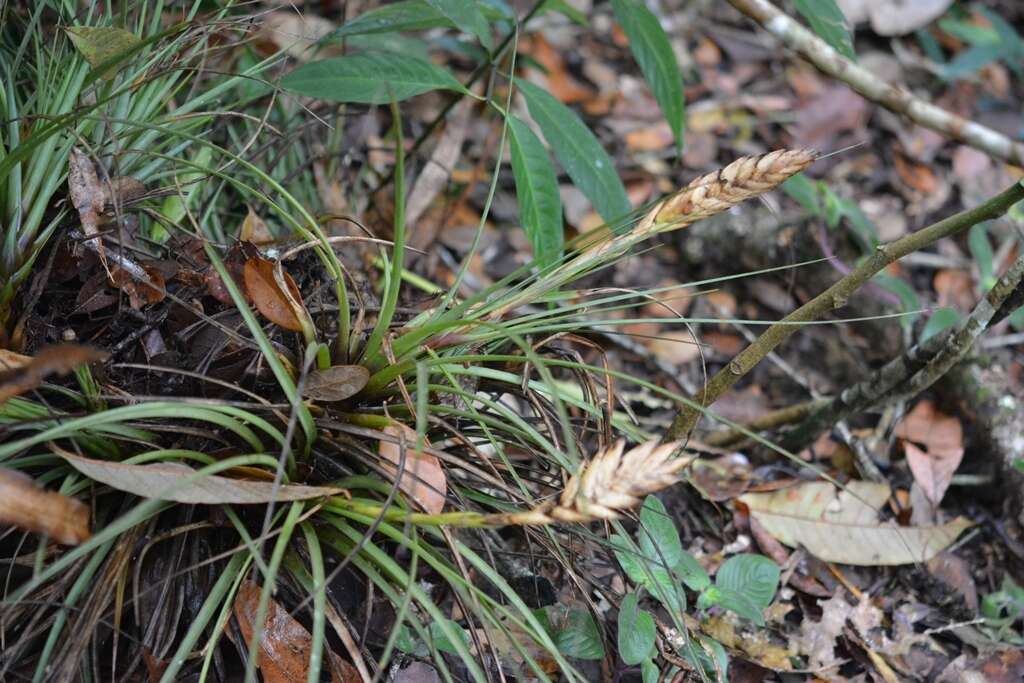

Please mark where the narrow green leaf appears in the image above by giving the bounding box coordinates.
[426,0,493,50]
[792,0,856,60]
[508,114,564,268]
[715,554,779,610]
[610,534,675,600]
[921,307,960,342]
[329,0,454,37]
[281,53,468,104]
[782,173,820,213]
[617,592,656,665]
[969,223,996,290]
[517,79,631,224]
[873,272,921,333]
[638,495,682,570]
[610,0,685,152]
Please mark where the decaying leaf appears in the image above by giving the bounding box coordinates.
[243,257,309,332]
[58,453,345,504]
[378,424,446,514]
[738,481,972,566]
[233,581,350,683]
[65,26,141,79]
[239,207,276,244]
[0,468,91,545]
[302,365,369,402]
[789,592,883,669]
[0,344,108,404]
[68,148,107,267]
[0,349,33,371]
[258,11,339,62]
[702,612,792,671]
[109,264,166,309]
[895,400,964,506]
[836,0,954,36]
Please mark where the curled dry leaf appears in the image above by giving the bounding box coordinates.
[109,264,166,309]
[378,424,447,514]
[68,147,107,267]
[302,365,369,402]
[243,257,309,332]
[894,400,964,506]
[0,344,108,404]
[233,581,350,683]
[58,452,345,504]
[0,468,91,545]
[0,349,33,371]
[739,481,971,566]
[239,207,276,244]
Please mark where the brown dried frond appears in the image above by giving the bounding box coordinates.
[493,439,693,526]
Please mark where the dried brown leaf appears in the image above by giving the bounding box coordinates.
[239,208,276,244]
[0,349,32,371]
[302,365,369,402]
[243,257,308,332]
[0,344,108,404]
[0,468,91,545]
[58,453,345,504]
[68,148,107,266]
[109,264,166,309]
[233,581,317,683]
[378,424,447,514]
[895,401,964,506]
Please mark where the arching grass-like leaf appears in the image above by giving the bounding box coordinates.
[281,53,468,104]
[610,0,685,153]
[793,0,856,60]
[508,114,564,267]
[425,0,493,50]
[517,79,631,225]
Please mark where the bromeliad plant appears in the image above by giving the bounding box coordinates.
[0,2,816,682]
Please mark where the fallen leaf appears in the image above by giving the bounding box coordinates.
[259,11,339,62]
[406,99,473,233]
[894,153,939,195]
[243,257,309,332]
[0,349,32,371]
[792,85,868,151]
[702,612,792,671]
[837,0,954,36]
[109,264,166,309]
[0,468,91,545]
[789,592,882,669]
[0,344,108,404]
[894,401,964,506]
[239,208,276,244]
[933,269,976,311]
[690,453,753,502]
[68,148,107,267]
[64,26,141,78]
[927,551,978,611]
[738,481,972,566]
[302,365,369,401]
[646,330,701,365]
[522,34,593,104]
[58,453,345,504]
[379,424,446,514]
[233,581,349,683]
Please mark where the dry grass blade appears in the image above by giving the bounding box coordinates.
[496,440,693,525]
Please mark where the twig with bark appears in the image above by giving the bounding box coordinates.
[666,179,1024,439]
[727,0,1024,167]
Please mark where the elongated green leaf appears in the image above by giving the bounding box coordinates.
[426,0,493,50]
[550,606,604,660]
[715,554,779,610]
[921,307,960,342]
[617,592,655,665]
[508,114,563,268]
[517,79,630,224]
[638,496,682,570]
[610,0,685,152]
[969,223,996,290]
[281,53,468,104]
[330,0,454,38]
[793,0,856,60]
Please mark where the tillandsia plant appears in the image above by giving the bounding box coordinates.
[0,1,821,681]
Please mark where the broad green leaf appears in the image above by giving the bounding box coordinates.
[638,495,682,570]
[617,592,656,665]
[65,26,141,80]
[920,307,960,342]
[610,0,685,152]
[714,554,779,610]
[674,552,710,592]
[969,223,996,290]
[641,658,660,683]
[426,0,493,50]
[508,114,564,268]
[714,586,765,625]
[538,0,590,26]
[782,173,820,213]
[330,0,454,37]
[281,53,468,104]
[429,619,470,654]
[343,33,432,61]
[548,606,604,660]
[793,0,856,60]
[610,533,677,608]
[517,79,631,225]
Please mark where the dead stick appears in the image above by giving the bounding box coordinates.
[666,179,1024,440]
[727,0,1024,167]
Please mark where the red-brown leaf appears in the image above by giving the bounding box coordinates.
[379,424,447,514]
[0,468,91,545]
[0,344,108,404]
[243,257,308,331]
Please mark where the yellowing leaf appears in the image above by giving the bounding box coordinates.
[65,26,140,79]
[738,481,971,566]
[59,453,345,504]
[378,424,446,514]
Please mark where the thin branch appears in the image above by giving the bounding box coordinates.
[727,0,1024,167]
[666,179,1024,440]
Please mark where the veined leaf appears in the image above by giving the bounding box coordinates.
[546,605,604,660]
[517,79,631,225]
[329,0,454,38]
[281,53,468,104]
[65,26,140,80]
[610,0,685,152]
[793,0,856,60]
[715,554,779,610]
[507,114,564,268]
[739,481,972,566]
[638,496,682,570]
[426,0,493,50]
[617,592,655,665]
